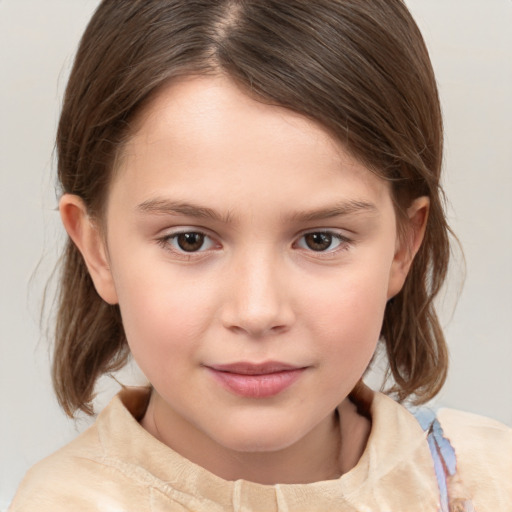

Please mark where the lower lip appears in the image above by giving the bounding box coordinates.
[207,368,305,398]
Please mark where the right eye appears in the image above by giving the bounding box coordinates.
[160,231,217,253]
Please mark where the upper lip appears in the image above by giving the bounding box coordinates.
[206,361,304,375]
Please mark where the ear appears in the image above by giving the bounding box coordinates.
[387,196,429,300]
[59,194,118,305]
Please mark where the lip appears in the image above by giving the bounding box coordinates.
[205,361,307,398]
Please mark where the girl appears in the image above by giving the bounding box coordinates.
[10,1,511,511]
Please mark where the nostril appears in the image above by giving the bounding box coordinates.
[221,306,293,338]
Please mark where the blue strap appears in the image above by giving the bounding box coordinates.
[414,408,457,512]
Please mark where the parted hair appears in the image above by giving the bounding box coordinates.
[54,0,450,416]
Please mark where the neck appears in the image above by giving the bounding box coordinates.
[204,411,343,484]
[141,391,371,485]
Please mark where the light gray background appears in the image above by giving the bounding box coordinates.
[1,0,511,508]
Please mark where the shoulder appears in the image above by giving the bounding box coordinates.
[437,407,512,467]
[9,389,154,512]
[9,423,112,511]
[437,408,512,509]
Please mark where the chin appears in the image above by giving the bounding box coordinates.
[211,419,307,454]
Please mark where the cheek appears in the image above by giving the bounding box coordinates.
[303,262,391,372]
[307,259,390,330]
[111,258,216,372]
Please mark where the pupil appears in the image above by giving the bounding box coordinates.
[305,233,332,251]
[177,233,204,252]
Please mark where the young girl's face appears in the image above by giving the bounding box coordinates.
[69,75,422,460]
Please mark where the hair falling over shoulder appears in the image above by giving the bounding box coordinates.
[53,0,451,416]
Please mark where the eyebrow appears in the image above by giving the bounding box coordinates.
[288,200,378,222]
[136,198,377,224]
[136,198,234,224]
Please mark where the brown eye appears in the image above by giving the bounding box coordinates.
[296,231,349,253]
[176,232,206,252]
[160,230,217,255]
[303,232,333,251]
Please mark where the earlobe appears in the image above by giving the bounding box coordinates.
[59,194,118,305]
[387,196,430,299]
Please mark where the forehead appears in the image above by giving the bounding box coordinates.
[124,75,345,166]
[110,75,392,220]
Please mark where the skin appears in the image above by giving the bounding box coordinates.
[60,75,428,485]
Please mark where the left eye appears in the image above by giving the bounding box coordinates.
[164,231,216,253]
[296,232,346,252]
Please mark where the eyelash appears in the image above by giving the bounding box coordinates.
[294,231,351,254]
[157,229,352,257]
[157,230,218,257]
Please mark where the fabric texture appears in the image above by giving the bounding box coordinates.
[9,386,512,512]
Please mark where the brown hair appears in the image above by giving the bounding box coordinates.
[54,0,450,416]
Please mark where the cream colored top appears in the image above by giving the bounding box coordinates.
[9,387,512,511]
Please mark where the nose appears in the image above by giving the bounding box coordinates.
[220,250,295,337]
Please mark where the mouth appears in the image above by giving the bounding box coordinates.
[205,361,307,398]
